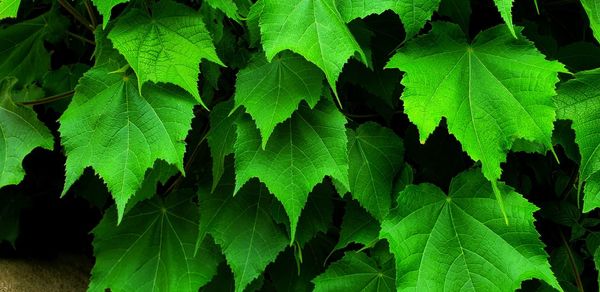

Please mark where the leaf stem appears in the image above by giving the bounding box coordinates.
[57,0,94,32]
[558,230,584,292]
[67,31,95,45]
[84,0,98,28]
[18,90,75,106]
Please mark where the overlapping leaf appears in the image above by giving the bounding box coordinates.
[234,52,324,147]
[347,122,404,220]
[380,169,560,291]
[493,0,516,36]
[207,101,243,191]
[313,252,395,291]
[109,0,222,107]
[234,98,349,241]
[386,22,566,187]
[555,69,600,212]
[259,0,366,92]
[92,0,129,28]
[334,201,379,251]
[198,175,288,292]
[59,43,196,220]
[335,0,442,38]
[580,0,600,42]
[89,190,220,292]
[0,77,53,188]
[0,8,67,85]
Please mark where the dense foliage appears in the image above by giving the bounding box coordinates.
[1,0,600,291]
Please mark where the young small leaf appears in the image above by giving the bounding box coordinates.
[234,98,349,242]
[109,0,223,107]
[89,190,220,292]
[380,169,560,291]
[0,77,53,188]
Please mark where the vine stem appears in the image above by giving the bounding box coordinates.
[559,230,584,292]
[83,0,98,28]
[67,31,95,45]
[18,90,74,106]
[57,0,94,32]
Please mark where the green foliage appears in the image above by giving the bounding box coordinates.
[108,0,223,107]
[4,0,600,290]
[555,69,600,212]
[380,169,560,291]
[0,78,53,187]
[90,190,220,292]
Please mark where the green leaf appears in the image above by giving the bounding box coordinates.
[0,0,20,19]
[586,232,600,287]
[380,169,560,291]
[234,98,349,242]
[108,0,223,107]
[206,0,240,21]
[312,252,395,292]
[386,22,566,186]
[59,51,196,221]
[438,0,471,33]
[0,77,53,188]
[0,8,68,86]
[348,122,404,220]
[555,69,600,212]
[43,64,90,95]
[493,0,516,37]
[259,0,366,93]
[198,176,288,292]
[234,52,324,147]
[335,0,442,38]
[89,190,220,292]
[92,0,129,28]
[207,101,244,191]
[334,201,379,251]
[580,0,600,43]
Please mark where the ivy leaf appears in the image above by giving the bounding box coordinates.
[493,0,516,37]
[386,22,566,209]
[555,69,600,212]
[108,0,223,107]
[348,122,404,220]
[92,0,129,28]
[59,51,196,221]
[234,52,324,147]
[380,169,560,291]
[234,98,349,242]
[0,77,53,188]
[334,201,379,251]
[335,0,442,38]
[89,190,220,292]
[0,0,20,19]
[580,0,600,42]
[0,8,68,86]
[312,252,395,292]
[198,175,288,292]
[259,0,366,93]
